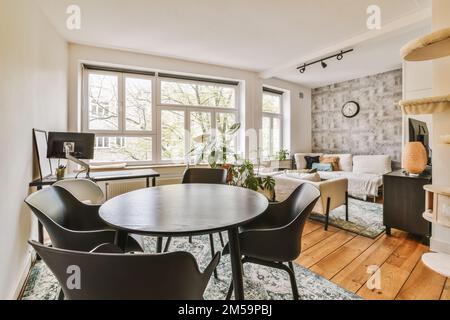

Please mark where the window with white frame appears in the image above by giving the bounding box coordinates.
[82,67,240,164]
[261,88,283,160]
[158,76,239,163]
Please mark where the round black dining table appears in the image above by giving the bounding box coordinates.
[99,183,269,300]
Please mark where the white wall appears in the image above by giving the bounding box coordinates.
[0,0,68,299]
[430,0,450,254]
[68,44,312,158]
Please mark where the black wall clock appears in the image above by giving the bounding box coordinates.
[342,101,360,118]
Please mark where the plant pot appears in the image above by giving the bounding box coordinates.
[220,164,233,183]
[56,167,66,180]
[270,159,292,170]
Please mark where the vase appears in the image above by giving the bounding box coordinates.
[56,167,66,180]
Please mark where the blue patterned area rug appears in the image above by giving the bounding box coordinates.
[311,198,384,238]
[21,235,361,300]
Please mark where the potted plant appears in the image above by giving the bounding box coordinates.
[189,122,241,169]
[270,149,292,170]
[55,164,66,180]
[229,160,276,202]
[188,123,276,200]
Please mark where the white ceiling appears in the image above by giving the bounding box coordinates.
[279,24,431,87]
[37,0,432,88]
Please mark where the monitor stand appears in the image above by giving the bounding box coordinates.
[65,146,91,179]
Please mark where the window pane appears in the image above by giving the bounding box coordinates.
[88,73,119,130]
[263,93,281,114]
[93,137,152,162]
[190,112,212,158]
[161,80,235,108]
[161,110,185,161]
[125,77,152,131]
[262,117,271,160]
[216,113,238,160]
[273,118,281,156]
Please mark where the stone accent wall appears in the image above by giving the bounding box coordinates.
[311,69,403,167]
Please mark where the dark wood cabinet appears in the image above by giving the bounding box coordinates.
[383,170,432,242]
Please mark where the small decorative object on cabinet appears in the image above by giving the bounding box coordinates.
[383,170,431,244]
[421,185,450,277]
[402,142,428,176]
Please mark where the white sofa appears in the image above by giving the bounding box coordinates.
[293,153,392,200]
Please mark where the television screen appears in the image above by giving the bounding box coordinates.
[408,118,431,165]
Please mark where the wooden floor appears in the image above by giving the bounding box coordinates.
[295,220,450,300]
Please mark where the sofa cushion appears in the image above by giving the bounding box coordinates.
[353,155,392,175]
[305,156,321,169]
[324,154,353,172]
[294,153,323,169]
[320,156,340,171]
[312,163,333,172]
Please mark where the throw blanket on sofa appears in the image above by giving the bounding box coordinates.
[318,171,383,200]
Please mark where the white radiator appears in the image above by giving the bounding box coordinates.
[105,180,147,200]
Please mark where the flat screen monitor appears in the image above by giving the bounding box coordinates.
[47,132,95,159]
[408,118,431,164]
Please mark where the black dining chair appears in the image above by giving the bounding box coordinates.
[24,186,143,252]
[163,168,228,278]
[223,183,321,300]
[29,240,220,300]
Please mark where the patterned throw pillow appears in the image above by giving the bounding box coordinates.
[304,156,320,169]
[320,156,340,171]
[312,163,333,172]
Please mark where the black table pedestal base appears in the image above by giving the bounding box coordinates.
[228,227,244,300]
[115,231,128,251]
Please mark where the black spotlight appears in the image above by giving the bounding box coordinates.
[299,65,306,73]
[321,60,327,69]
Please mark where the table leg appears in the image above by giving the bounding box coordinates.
[228,227,245,300]
[345,191,349,222]
[152,177,156,187]
[146,177,150,188]
[115,231,128,251]
[38,221,44,244]
[156,237,163,253]
[386,227,391,236]
[36,186,43,260]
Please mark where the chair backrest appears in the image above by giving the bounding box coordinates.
[182,168,227,184]
[53,179,104,204]
[25,186,82,229]
[274,183,321,260]
[29,240,220,300]
[24,186,108,251]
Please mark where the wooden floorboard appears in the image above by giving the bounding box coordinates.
[441,278,450,300]
[300,225,339,251]
[302,220,323,235]
[309,235,374,279]
[296,220,449,300]
[298,230,355,268]
[395,260,447,300]
[330,231,408,293]
[356,235,428,300]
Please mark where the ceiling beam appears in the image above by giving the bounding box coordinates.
[259,8,432,79]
